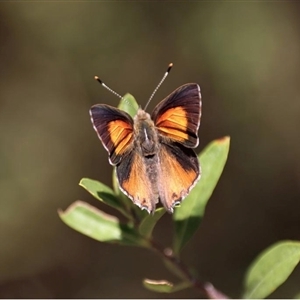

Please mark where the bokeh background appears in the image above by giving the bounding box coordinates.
[1,1,300,298]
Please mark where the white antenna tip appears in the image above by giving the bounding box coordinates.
[144,62,173,111]
[167,63,173,73]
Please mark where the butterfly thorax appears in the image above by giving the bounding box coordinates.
[134,109,159,157]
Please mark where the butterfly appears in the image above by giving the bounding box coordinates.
[90,64,202,214]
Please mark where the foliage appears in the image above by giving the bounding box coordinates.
[59,93,300,298]
[243,241,300,299]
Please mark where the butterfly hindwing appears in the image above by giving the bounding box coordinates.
[90,104,134,165]
[157,142,200,212]
[116,151,158,213]
[152,83,201,148]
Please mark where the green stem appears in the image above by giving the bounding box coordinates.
[149,239,229,299]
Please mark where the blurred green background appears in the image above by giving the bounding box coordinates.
[1,2,300,298]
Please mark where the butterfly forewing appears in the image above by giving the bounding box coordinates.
[152,83,201,148]
[90,104,134,165]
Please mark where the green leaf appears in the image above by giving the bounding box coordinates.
[79,178,130,218]
[118,93,139,118]
[139,207,166,238]
[59,200,149,247]
[243,240,300,299]
[112,167,120,196]
[143,279,191,293]
[173,136,230,255]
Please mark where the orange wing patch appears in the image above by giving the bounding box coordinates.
[157,144,200,213]
[155,106,188,142]
[151,84,201,148]
[90,104,134,165]
[108,120,133,155]
[118,152,158,213]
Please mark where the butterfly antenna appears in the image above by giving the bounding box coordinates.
[144,62,173,111]
[94,76,123,99]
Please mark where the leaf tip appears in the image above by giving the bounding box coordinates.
[144,279,172,286]
[123,92,134,99]
[59,200,84,215]
[78,178,87,187]
[216,136,230,144]
[57,208,64,217]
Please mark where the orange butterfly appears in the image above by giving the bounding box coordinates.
[90,64,201,214]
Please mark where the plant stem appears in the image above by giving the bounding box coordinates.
[149,239,229,299]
